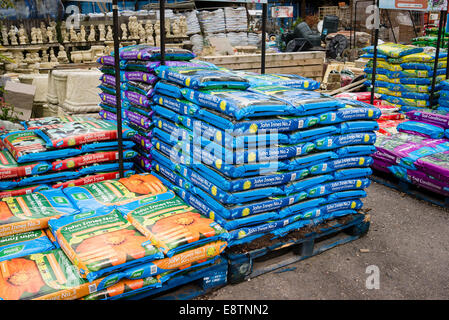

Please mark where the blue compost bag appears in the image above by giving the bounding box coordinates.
[155,66,250,90]
[248,85,342,116]
[181,88,294,120]
[314,132,377,150]
[0,230,55,262]
[397,120,445,139]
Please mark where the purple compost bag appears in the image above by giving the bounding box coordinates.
[375,133,449,169]
[100,91,151,108]
[371,156,395,173]
[406,110,449,129]
[100,74,116,86]
[132,133,153,151]
[123,60,217,72]
[135,154,152,172]
[97,55,115,66]
[415,150,449,181]
[389,165,449,196]
[99,109,152,131]
[117,45,195,61]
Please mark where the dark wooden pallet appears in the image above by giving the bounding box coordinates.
[123,258,228,300]
[225,213,370,284]
[370,169,449,209]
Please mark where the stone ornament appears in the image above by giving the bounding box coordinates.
[1,26,9,46]
[46,26,55,43]
[88,25,96,42]
[106,26,113,41]
[8,26,18,46]
[121,23,128,40]
[154,20,160,47]
[171,18,180,38]
[70,26,78,42]
[179,15,187,37]
[57,45,69,63]
[36,28,43,44]
[40,22,47,43]
[98,24,106,41]
[61,21,68,43]
[41,49,49,63]
[30,27,38,44]
[79,25,86,42]
[18,24,28,45]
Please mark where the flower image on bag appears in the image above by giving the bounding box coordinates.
[22,116,97,130]
[62,174,168,212]
[0,188,79,237]
[0,248,109,300]
[49,208,164,282]
[118,190,228,257]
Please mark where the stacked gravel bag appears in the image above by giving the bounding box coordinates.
[149,63,380,246]
[363,43,447,111]
[198,9,226,35]
[224,7,248,33]
[97,46,215,172]
[0,116,138,197]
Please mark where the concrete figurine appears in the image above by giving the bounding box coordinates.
[8,26,18,46]
[121,23,128,40]
[98,24,106,41]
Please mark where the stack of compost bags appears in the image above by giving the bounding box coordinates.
[412,24,449,48]
[372,110,449,196]
[148,62,380,247]
[363,43,447,111]
[0,116,138,198]
[0,173,229,300]
[96,46,216,173]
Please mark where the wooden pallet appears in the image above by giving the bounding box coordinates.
[124,258,228,300]
[200,51,326,81]
[370,170,449,208]
[225,213,370,284]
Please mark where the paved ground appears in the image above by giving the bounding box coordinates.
[206,182,449,300]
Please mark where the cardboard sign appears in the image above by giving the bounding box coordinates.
[272,6,294,18]
[379,0,447,11]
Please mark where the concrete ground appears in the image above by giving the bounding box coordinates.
[206,182,449,300]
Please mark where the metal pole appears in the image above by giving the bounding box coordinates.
[261,2,267,74]
[386,10,397,43]
[370,0,379,105]
[160,0,166,65]
[430,11,446,105]
[112,0,124,178]
[409,11,418,38]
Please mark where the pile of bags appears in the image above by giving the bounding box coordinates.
[334,92,406,136]
[372,110,449,196]
[0,173,228,300]
[96,45,200,172]
[438,80,449,112]
[0,116,137,198]
[412,24,449,48]
[363,43,447,110]
[185,7,258,55]
[147,55,380,247]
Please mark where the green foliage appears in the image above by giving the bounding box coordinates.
[0,98,23,122]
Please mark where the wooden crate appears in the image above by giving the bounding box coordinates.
[200,51,326,81]
[319,6,339,20]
